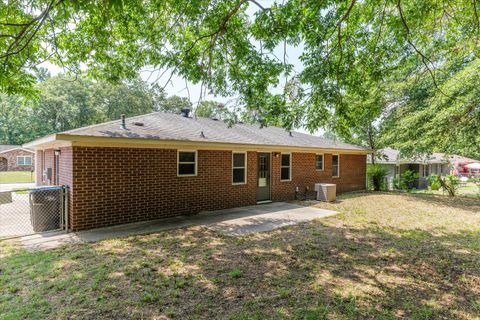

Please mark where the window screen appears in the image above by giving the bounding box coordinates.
[332,154,340,177]
[232,153,246,184]
[178,151,196,176]
[281,154,291,181]
[315,154,324,170]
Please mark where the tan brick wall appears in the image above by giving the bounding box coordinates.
[0,149,35,172]
[35,150,43,183]
[39,146,366,231]
[36,149,55,185]
[0,157,6,171]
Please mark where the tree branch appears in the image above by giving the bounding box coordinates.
[1,0,63,61]
[336,0,357,28]
[248,0,270,11]
[396,0,448,96]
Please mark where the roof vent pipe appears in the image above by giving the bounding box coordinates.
[121,114,126,129]
[181,108,191,118]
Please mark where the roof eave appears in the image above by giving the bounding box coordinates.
[23,133,371,154]
[0,147,34,154]
[23,134,60,149]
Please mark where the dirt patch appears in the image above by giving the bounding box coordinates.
[1,192,479,319]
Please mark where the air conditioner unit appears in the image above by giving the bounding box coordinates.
[314,183,336,202]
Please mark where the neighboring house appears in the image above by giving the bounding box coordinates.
[372,148,450,189]
[24,111,369,231]
[450,155,480,178]
[0,145,35,172]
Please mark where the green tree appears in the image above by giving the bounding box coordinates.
[380,58,480,159]
[195,101,232,120]
[0,75,166,144]
[31,76,94,135]
[91,78,159,121]
[1,0,480,157]
[156,95,192,114]
[0,95,35,144]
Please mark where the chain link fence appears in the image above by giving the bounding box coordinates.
[0,186,68,240]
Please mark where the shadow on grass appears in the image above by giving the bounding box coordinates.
[338,191,480,214]
[1,216,479,319]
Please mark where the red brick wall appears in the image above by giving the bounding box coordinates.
[68,147,258,230]
[272,153,366,201]
[0,149,35,172]
[39,146,366,231]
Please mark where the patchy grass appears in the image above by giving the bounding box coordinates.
[228,268,243,279]
[0,171,34,183]
[1,192,480,319]
[410,182,480,199]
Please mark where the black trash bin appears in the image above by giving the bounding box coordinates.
[30,187,62,232]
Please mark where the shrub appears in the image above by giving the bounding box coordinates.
[428,174,460,197]
[367,164,389,191]
[393,176,403,190]
[427,174,441,190]
[401,170,419,190]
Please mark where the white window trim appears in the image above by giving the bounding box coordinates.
[232,151,247,185]
[16,156,32,166]
[332,154,340,178]
[315,153,324,171]
[280,153,292,182]
[177,150,197,177]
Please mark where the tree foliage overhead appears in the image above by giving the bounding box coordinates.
[1,0,480,157]
[0,74,221,145]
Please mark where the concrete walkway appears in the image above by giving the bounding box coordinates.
[19,202,337,251]
[0,182,35,192]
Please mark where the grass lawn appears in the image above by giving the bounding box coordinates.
[411,182,480,199]
[0,171,34,183]
[1,193,479,319]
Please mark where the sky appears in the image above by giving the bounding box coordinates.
[40,0,321,135]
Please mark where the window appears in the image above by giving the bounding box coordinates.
[315,154,324,171]
[332,154,340,177]
[178,151,196,176]
[280,153,291,181]
[232,152,247,184]
[17,156,32,166]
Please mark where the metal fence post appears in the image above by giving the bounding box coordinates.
[64,185,69,233]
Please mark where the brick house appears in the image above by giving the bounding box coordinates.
[0,145,35,172]
[24,112,369,231]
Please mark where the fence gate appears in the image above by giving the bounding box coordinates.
[0,186,68,240]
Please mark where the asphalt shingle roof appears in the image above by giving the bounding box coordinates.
[61,112,366,151]
[0,144,21,153]
[375,148,479,164]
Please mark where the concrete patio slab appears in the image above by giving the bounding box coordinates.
[200,202,337,236]
[18,202,337,250]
